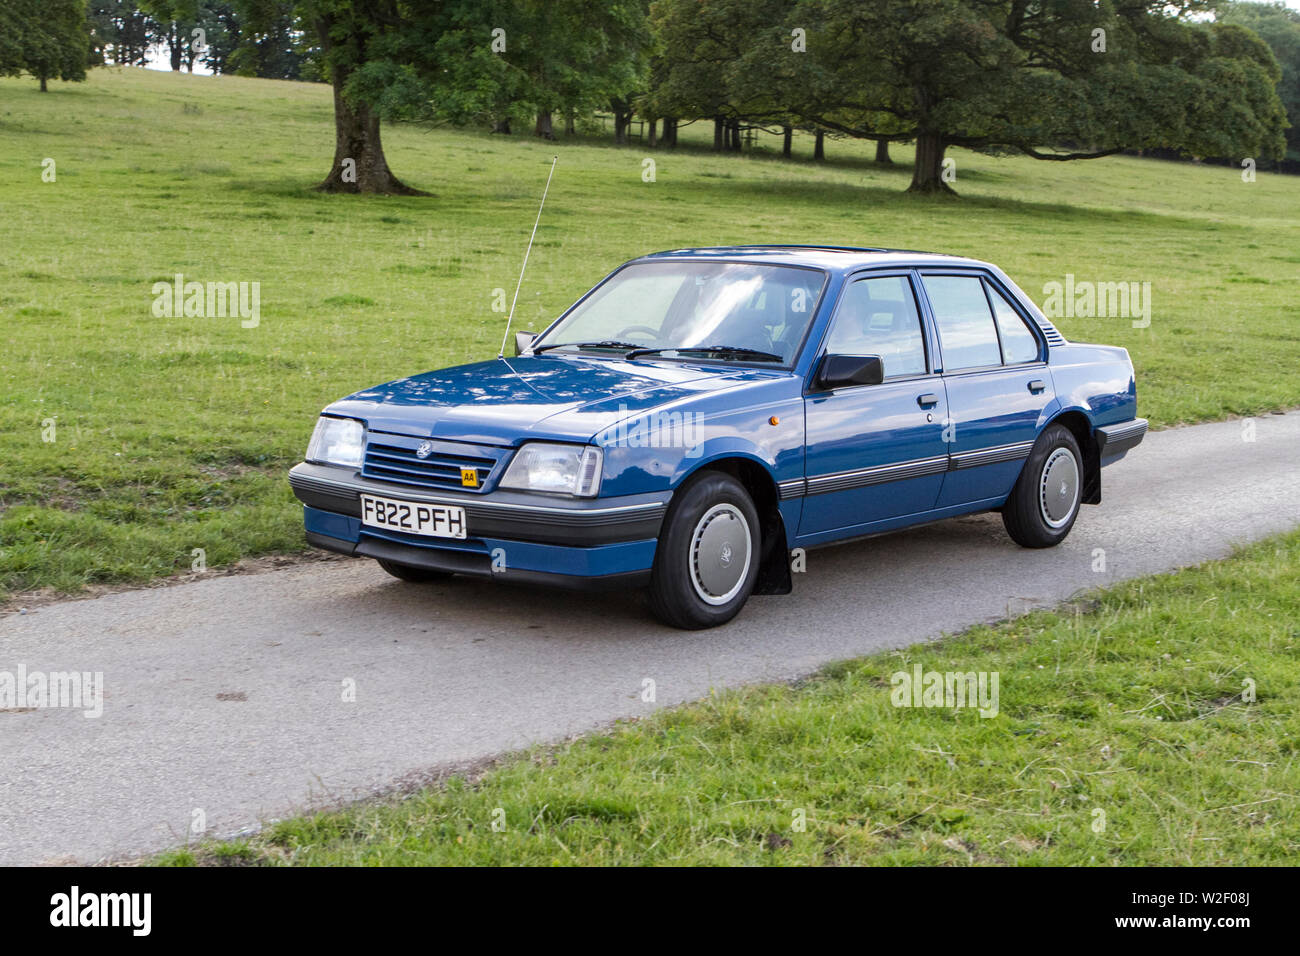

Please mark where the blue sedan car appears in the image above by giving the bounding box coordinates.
[290,246,1147,629]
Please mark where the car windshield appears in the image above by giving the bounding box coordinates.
[535,261,827,366]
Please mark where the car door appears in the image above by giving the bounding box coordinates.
[918,271,1055,509]
[798,271,950,540]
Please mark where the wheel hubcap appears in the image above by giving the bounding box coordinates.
[689,504,752,606]
[1039,447,1080,529]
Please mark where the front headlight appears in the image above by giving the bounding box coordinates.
[500,443,603,497]
[306,416,365,468]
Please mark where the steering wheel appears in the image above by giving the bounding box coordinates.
[614,325,660,344]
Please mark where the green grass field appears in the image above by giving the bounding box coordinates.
[2,67,1298,600]
[159,527,1300,866]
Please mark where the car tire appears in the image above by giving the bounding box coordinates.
[1002,423,1084,548]
[376,559,453,583]
[648,472,761,630]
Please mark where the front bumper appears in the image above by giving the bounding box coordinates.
[289,462,667,589]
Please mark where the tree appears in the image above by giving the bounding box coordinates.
[192,1,241,73]
[1220,1,1300,163]
[218,0,444,194]
[794,0,1287,193]
[306,0,423,192]
[88,1,161,66]
[139,0,201,71]
[439,0,650,141]
[648,0,795,151]
[0,0,90,91]
[223,1,315,79]
[594,1,652,145]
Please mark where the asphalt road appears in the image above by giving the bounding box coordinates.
[2,413,1297,866]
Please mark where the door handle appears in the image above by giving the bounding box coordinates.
[1027,380,1046,394]
[917,393,939,408]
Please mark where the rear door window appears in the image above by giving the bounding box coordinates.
[922,275,1002,371]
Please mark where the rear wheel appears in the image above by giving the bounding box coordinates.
[1002,423,1083,548]
[648,472,760,629]
[376,559,453,583]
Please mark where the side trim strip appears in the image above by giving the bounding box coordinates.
[803,455,949,497]
[792,440,1035,499]
[778,478,807,500]
[950,440,1034,470]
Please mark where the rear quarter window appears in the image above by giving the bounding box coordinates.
[986,283,1041,364]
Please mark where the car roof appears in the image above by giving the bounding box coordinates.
[636,245,993,274]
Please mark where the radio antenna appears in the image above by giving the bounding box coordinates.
[498,155,558,359]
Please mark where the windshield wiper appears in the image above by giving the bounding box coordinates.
[625,345,784,363]
[533,340,645,354]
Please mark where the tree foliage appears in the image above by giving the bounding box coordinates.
[58,0,1292,194]
[1220,1,1300,161]
[648,0,1289,192]
[0,0,90,91]
[88,0,158,66]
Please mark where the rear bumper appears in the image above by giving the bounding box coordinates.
[1096,418,1148,462]
[291,463,664,589]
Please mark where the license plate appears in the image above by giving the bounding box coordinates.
[360,494,467,539]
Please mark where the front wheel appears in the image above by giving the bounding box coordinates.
[1002,424,1084,548]
[648,472,760,629]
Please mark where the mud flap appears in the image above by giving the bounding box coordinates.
[753,509,793,595]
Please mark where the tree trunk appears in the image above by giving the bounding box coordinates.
[565,108,575,135]
[647,118,658,148]
[535,111,555,139]
[908,131,954,194]
[39,75,48,92]
[782,125,792,158]
[614,109,632,145]
[874,137,892,164]
[664,118,677,147]
[713,115,725,151]
[492,118,512,134]
[813,129,825,161]
[317,66,424,195]
[729,119,741,151]
[169,23,182,71]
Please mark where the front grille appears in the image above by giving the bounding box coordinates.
[362,433,504,492]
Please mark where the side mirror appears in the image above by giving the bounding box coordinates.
[514,330,537,356]
[816,354,884,390]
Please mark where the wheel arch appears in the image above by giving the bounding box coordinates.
[675,454,792,596]
[1044,409,1100,505]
